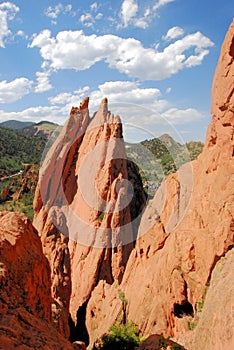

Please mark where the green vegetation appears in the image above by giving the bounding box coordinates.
[196,299,204,314]
[189,321,197,331]
[0,126,46,177]
[0,191,35,221]
[186,141,204,160]
[0,165,39,221]
[172,345,184,350]
[93,321,142,350]
[126,134,204,195]
[93,288,143,349]
[158,335,184,349]
[0,120,34,130]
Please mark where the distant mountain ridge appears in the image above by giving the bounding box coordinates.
[21,120,61,139]
[126,134,204,193]
[0,119,60,139]
[0,120,35,130]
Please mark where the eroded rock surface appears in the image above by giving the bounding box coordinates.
[192,248,234,350]
[33,97,146,342]
[85,20,234,347]
[0,211,76,349]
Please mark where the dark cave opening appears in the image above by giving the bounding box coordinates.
[69,301,89,346]
[174,301,194,318]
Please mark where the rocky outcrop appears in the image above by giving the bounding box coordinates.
[85,20,234,347]
[0,211,51,320]
[33,97,146,342]
[192,248,234,350]
[0,211,76,349]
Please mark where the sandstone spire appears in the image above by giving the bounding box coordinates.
[33,97,146,342]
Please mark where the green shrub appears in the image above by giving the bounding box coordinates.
[93,321,142,350]
[196,300,204,313]
[172,345,184,350]
[189,321,196,331]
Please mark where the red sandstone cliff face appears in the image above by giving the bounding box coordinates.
[33,97,146,342]
[85,21,234,347]
[0,211,77,349]
[192,248,234,350]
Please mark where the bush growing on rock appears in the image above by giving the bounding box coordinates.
[92,320,142,350]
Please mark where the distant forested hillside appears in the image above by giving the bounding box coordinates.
[0,127,46,177]
[0,120,35,130]
[126,135,204,194]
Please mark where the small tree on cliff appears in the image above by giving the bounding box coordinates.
[92,289,142,350]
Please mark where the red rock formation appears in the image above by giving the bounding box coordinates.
[33,97,146,343]
[33,99,90,338]
[0,211,77,349]
[192,248,234,350]
[85,20,234,347]
[0,211,51,319]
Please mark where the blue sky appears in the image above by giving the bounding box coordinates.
[0,0,233,142]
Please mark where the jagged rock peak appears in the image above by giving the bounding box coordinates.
[101,97,108,105]
[70,96,89,114]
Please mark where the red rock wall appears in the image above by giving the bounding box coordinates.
[0,211,77,349]
[86,20,234,347]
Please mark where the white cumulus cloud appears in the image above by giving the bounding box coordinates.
[0,77,33,103]
[163,26,184,41]
[161,107,203,124]
[35,70,52,93]
[0,2,19,47]
[29,29,214,81]
[120,0,139,28]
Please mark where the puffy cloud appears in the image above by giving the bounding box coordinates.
[161,107,203,124]
[44,3,73,19]
[163,26,184,41]
[35,70,52,93]
[120,0,138,28]
[29,29,52,47]
[0,2,19,47]
[119,0,175,29]
[29,29,214,80]
[89,81,165,110]
[0,77,33,103]
[49,86,90,105]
